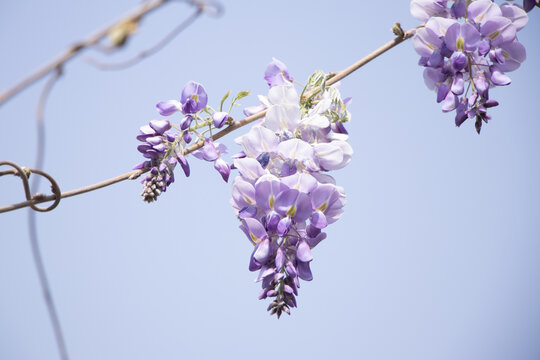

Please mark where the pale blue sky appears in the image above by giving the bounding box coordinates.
[1,1,539,359]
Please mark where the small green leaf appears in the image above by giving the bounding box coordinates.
[234,90,250,101]
[219,90,231,112]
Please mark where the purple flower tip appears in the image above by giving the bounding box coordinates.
[156,100,181,116]
[264,58,293,88]
[180,81,208,114]
[149,119,171,135]
[213,111,229,128]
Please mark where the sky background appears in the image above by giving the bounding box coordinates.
[0,1,539,359]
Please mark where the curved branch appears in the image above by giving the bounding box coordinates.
[0,26,420,214]
[0,161,61,212]
[84,5,205,71]
[0,0,171,106]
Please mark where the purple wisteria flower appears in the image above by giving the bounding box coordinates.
[411,0,529,133]
[522,0,540,12]
[134,119,189,202]
[137,81,237,198]
[264,58,293,88]
[193,139,231,182]
[155,81,208,116]
[180,81,208,114]
[231,61,353,317]
[136,59,352,317]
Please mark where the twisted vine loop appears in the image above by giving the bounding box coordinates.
[0,161,61,212]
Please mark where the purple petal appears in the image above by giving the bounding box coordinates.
[277,216,292,236]
[413,27,443,57]
[233,158,266,182]
[275,189,312,222]
[310,210,328,229]
[468,0,503,26]
[490,66,511,86]
[214,158,230,182]
[441,91,458,112]
[437,83,451,103]
[199,139,219,162]
[243,104,267,117]
[523,0,535,12]
[156,100,181,116]
[473,71,489,97]
[180,115,193,131]
[180,81,208,113]
[481,16,516,46]
[285,262,297,278]
[410,0,449,21]
[297,261,313,281]
[451,73,465,95]
[498,40,527,72]
[306,232,327,248]
[478,40,491,56]
[137,144,152,154]
[484,99,499,108]
[275,247,285,270]
[264,57,293,87]
[281,173,318,194]
[452,53,467,71]
[249,256,262,272]
[253,238,271,265]
[242,218,268,244]
[212,111,229,128]
[455,98,468,127]
[501,3,528,30]
[133,161,149,170]
[445,23,481,52]
[146,136,163,146]
[296,240,313,262]
[265,211,280,232]
[238,205,257,219]
[149,119,171,135]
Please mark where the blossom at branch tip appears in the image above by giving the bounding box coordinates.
[264,57,293,88]
[212,111,229,128]
[180,81,208,114]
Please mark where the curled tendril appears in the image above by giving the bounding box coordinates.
[0,161,61,212]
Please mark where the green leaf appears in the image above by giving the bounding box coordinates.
[234,90,250,101]
[219,90,231,112]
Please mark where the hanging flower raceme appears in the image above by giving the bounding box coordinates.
[134,81,249,201]
[134,59,352,318]
[232,60,352,317]
[410,0,529,133]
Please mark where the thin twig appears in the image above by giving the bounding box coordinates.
[29,67,68,360]
[28,209,70,360]
[0,161,61,213]
[33,68,63,192]
[0,27,419,214]
[0,0,170,106]
[84,5,207,71]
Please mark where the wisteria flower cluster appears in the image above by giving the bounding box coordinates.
[411,0,529,133]
[134,81,252,201]
[134,58,353,317]
[232,61,352,317]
